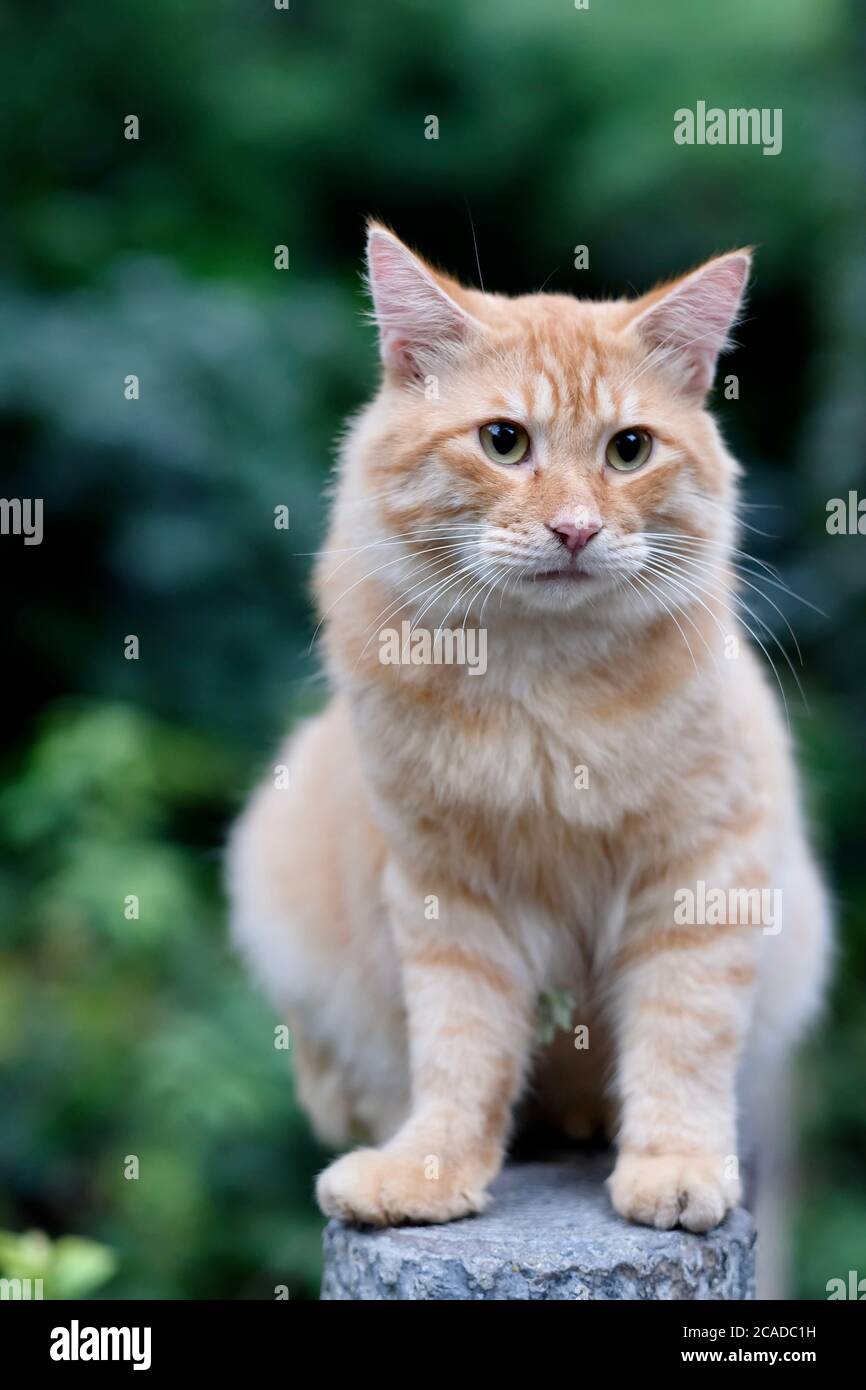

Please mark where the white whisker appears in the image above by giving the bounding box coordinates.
[639,551,804,726]
[309,540,474,650]
[646,542,805,664]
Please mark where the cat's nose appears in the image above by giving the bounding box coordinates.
[548,519,602,553]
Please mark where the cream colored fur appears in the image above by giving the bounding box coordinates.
[228,228,830,1282]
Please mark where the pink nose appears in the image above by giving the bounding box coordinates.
[548,519,602,553]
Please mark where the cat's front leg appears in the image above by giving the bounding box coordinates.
[316,863,535,1226]
[608,899,760,1233]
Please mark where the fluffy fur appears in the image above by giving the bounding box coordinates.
[228,226,830,1276]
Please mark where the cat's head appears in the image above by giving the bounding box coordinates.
[335,224,750,628]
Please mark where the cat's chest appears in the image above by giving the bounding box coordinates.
[358,668,711,921]
[389,680,670,829]
[360,679,697,948]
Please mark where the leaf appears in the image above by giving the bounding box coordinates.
[0,1229,117,1299]
[49,1237,119,1299]
[535,990,576,1046]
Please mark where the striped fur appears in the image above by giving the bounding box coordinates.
[228,228,830,1258]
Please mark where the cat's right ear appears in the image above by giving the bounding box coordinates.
[365,224,481,378]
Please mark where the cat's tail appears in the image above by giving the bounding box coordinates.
[742,1059,794,1299]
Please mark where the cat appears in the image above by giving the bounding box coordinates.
[228,224,830,1270]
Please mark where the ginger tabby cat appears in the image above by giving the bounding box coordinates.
[229,226,829,1260]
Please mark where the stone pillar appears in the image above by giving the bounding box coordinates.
[321,1153,756,1300]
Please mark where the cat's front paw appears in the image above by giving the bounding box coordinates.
[316,1145,493,1227]
[608,1151,740,1233]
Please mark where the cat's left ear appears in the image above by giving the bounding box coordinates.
[627,251,752,396]
[365,223,482,378]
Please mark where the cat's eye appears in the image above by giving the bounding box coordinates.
[606,428,653,472]
[479,421,530,465]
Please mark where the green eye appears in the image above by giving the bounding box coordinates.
[606,428,653,472]
[480,421,530,465]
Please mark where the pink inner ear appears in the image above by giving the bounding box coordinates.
[633,254,750,394]
[367,229,474,375]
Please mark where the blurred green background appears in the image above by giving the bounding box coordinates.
[1,0,864,1299]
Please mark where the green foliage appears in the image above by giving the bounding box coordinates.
[0,703,328,1298]
[535,991,577,1047]
[0,1229,117,1299]
[0,0,863,1299]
